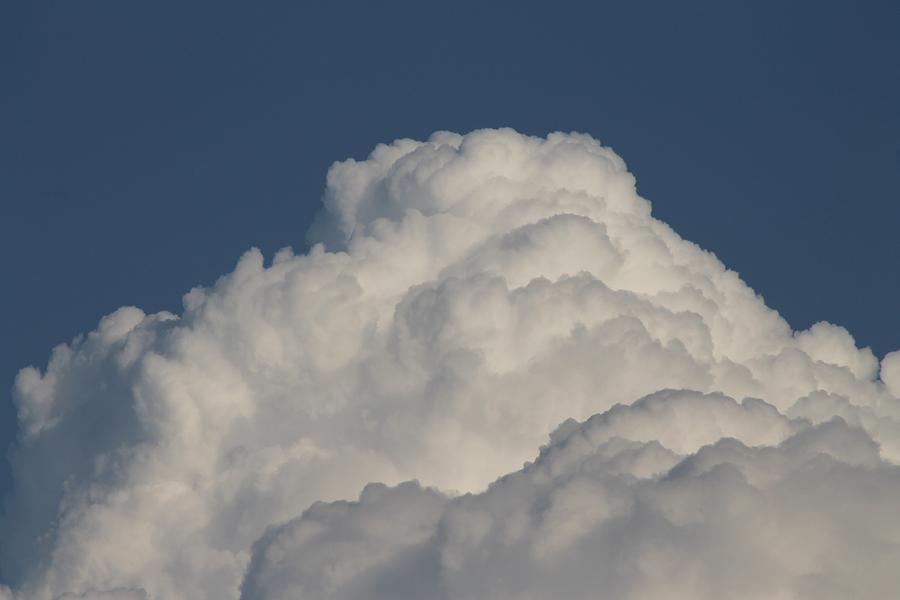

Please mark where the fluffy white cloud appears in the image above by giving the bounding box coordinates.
[2,129,897,599]
[240,391,900,600]
[881,350,900,397]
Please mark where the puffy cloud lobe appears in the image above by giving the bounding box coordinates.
[241,391,900,600]
[881,350,900,397]
[2,129,898,598]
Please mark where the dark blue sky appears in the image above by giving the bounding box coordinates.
[1,1,898,495]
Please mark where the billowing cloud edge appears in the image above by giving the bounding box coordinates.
[240,390,900,600]
[1,128,898,599]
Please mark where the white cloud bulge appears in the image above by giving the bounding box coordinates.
[2,129,898,599]
[241,391,900,600]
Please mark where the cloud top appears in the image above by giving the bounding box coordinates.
[2,129,898,599]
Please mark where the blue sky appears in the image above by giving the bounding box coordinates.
[1,0,898,501]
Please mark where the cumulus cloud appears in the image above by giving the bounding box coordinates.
[1,129,898,599]
[241,391,900,600]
